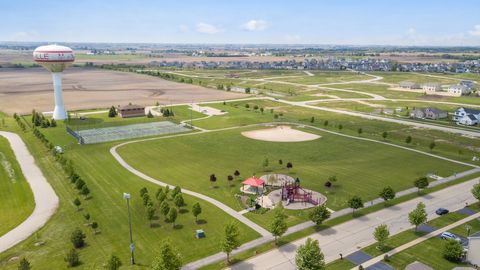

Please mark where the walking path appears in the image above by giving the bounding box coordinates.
[0,131,59,253]
[110,142,270,237]
[354,211,480,269]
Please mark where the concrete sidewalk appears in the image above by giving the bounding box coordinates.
[0,131,59,253]
[354,211,480,269]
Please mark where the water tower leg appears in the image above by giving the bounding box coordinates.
[52,72,67,120]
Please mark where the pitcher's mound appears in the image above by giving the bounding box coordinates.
[241,126,320,142]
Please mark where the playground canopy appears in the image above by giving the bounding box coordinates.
[242,176,264,187]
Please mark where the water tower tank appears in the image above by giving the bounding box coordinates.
[33,45,75,120]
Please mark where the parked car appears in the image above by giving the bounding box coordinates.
[440,232,461,242]
[436,208,449,215]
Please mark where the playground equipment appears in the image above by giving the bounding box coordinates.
[281,179,319,205]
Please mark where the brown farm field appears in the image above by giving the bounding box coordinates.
[0,67,246,114]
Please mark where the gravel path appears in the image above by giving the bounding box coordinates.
[0,131,58,253]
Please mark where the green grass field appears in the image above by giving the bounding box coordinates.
[0,136,34,237]
[371,72,460,84]
[117,125,468,212]
[267,71,371,85]
[0,116,259,269]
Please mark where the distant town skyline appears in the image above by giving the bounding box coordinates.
[2,0,480,46]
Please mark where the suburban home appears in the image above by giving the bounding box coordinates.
[422,83,442,93]
[399,81,420,89]
[410,107,448,120]
[410,108,426,118]
[460,80,475,89]
[447,84,470,96]
[453,107,480,125]
[424,107,448,119]
[117,104,146,118]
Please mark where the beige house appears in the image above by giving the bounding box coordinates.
[422,83,442,94]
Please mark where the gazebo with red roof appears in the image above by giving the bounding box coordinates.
[242,176,265,194]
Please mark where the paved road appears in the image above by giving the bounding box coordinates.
[0,131,59,253]
[110,142,270,237]
[227,177,479,270]
[356,211,480,269]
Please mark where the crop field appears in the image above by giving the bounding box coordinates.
[0,136,34,237]
[117,125,469,212]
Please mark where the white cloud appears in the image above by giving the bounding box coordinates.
[406,28,416,36]
[195,22,222,34]
[468,25,480,36]
[241,20,268,31]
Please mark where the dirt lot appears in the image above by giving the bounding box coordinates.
[0,67,247,114]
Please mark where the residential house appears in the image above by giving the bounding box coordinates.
[447,84,470,96]
[399,81,420,89]
[453,107,480,125]
[410,108,426,119]
[460,80,475,89]
[424,107,448,119]
[422,83,442,94]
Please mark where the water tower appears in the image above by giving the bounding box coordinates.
[33,44,75,120]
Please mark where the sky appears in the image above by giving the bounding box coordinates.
[1,0,480,46]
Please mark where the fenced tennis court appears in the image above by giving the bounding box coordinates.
[67,121,190,144]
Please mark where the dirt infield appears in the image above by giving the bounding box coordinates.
[0,68,246,114]
[241,126,321,142]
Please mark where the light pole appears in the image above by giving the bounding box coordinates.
[123,192,135,265]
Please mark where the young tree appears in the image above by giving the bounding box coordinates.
[108,106,117,118]
[171,186,182,199]
[443,239,464,262]
[234,170,240,179]
[91,221,99,234]
[270,205,288,245]
[262,157,269,169]
[139,187,149,197]
[75,179,85,190]
[260,107,264,114]
[105,254,122,270]
[309,204,331,226]
[245,103,250,109]
[17,258,31,270]
[167,208,178,228]
[405,135,412,144]
[295,238,325,270]
[70,228,86,248]
[209,174,217,187]
[83,213,90,223]
[147,110,154,118]
[373,224,390,250]
[382,131,388,140]
[73,198,81,211]
[173,194,185,208]
[357,128,363,135]
[408,202,427,231]
[253,105,259,111]
[471,182,480,205]
[429,141,436,151]
[142,193,152,206]
[221,222,240,263]
[414,177,429,193]
[147,206,156,227]
[323,120,329,127]
[80,185,90,198]
[348,196,364,216]
[64,248,80,267]
[278,159,283,166]
[160,201,170,217]
[192,202,202,222]
[338,124,343,131]
[286,162,293,170]
[156,189,167,203]
[151,241,182,270]
[227,175,234,186]
[50,118,57,127]
[379,186,396,204]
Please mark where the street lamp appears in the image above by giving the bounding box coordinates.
[123,192,135,265]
